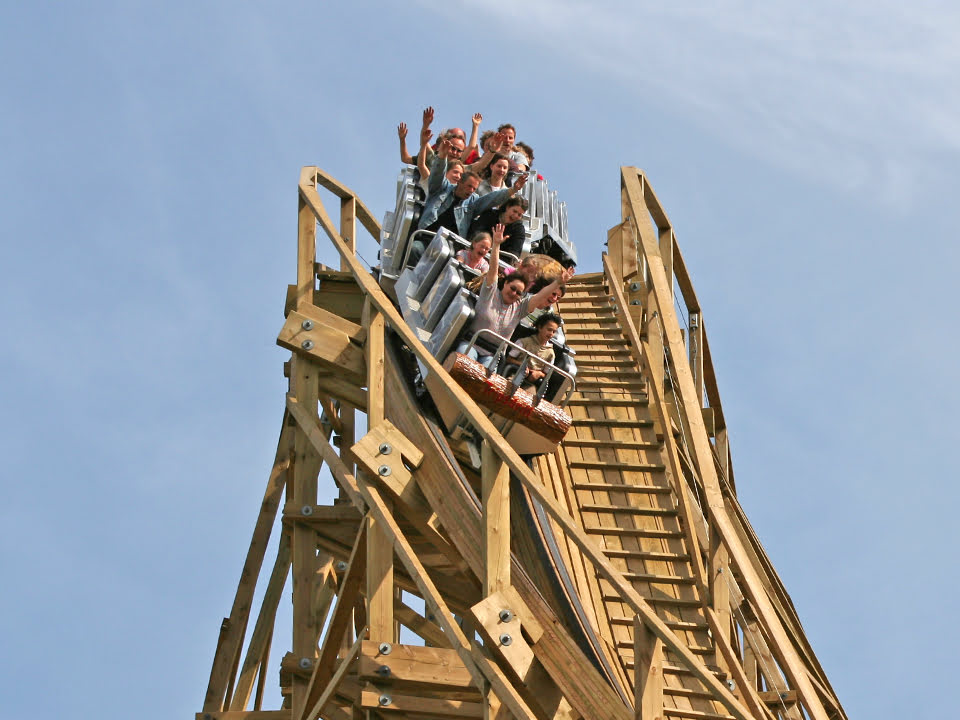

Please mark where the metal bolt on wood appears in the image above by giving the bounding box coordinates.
[301,339,315,351]
[498,609,514,623]
[378,443,392,455]
[378,642,392,655]
[499,633,512,646]
[301,319,314,330]
[378,465,391,477]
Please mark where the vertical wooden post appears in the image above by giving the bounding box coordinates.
[290,357,322,720]
[481,441,510,596]
[658,226,674,303]
[297,170,318,309]
[710,527,731,676]
[633,617,663,720]
[340,196,357,271]
[690,312,704,408]
[364,297,392,641]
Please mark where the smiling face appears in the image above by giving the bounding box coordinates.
[537,320,560,344]
[502,128,515,146]
[445,163,463,184]
[446,137,465,159]
[502,204,524,224]
[471,235,491,259]
[489,158,509,184]
[501,277,526,304]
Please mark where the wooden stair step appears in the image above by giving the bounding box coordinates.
[602,549,689,562]
[580,504,676,517]
[664,686,722,700]
[573,418,653,428]
[563,438,660,450]
[616,640,713,654]
[664,709,735,720]
[574,360,636,369]
[563,328,623,337]
[602,594,702,607]
[574,381,647,392]
[617,572,696,585]
[610,617,707,632]
[572,482,671,494]
[662,663,728,680]
[585,525,684,539]
[567,348,632,356]
[569,460,664,472]
[567,397,647,407]
[574,368,643,379]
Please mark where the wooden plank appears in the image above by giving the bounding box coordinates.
[482,441,510,596]
[360,685,483,718]
[633,617,663,720]
[358,641,475,689]
[394,600,449,648]
[230,532,292,710]
[316,373,366,412]
[197,712,290,720]
[302,632,365,720]
[366,512,394,641]
[366,304,385,428]
[203,418,292,712]
[300,523,366,720]
[297,168,317,308]
[289,356,323,720]
[339,196,356,270]
[277,310,366,386]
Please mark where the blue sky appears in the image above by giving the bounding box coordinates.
[2,2,957,718]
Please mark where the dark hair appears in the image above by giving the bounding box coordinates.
[516,141,534,164]
[497,272,527,291]
[479,129,496,149]
[497,123,516,134]
[483,153,510,180]
[535,312,562,329]
[502,195,529,212]
[461,169,482,183]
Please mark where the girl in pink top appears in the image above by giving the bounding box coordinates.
[456,231,492,273]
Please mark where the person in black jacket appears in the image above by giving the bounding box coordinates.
[468,195,529,260]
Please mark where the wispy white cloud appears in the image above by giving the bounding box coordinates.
[421,0,960,201]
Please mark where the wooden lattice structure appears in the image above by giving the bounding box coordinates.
[197,167,847,720]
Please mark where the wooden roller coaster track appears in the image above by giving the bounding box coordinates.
[196,166,847,720]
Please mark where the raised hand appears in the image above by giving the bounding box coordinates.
[490,131,507,153]
[420,127,433,147]
[511,173,528,193]
[561,265,576,283]
[422,106,435,128]
[472,112,483,127]
[397,122,407,140]
[492,223,506,245]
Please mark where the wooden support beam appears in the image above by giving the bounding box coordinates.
[203,419,292,712]
[277,310,366,386]
[289,356,323,720]
[394,599,450,648]
[633,617,663,720]
[302,632,365,720]
[481,441,510,597]
[297,168,318,308]
[358,641,475,690]
[339,196,356,270]
[300,522,367,720]
[360,684,483,717]
[365,302,385,428]
[230,532,292,710]
[366,511,394,641]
